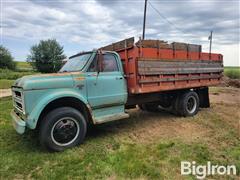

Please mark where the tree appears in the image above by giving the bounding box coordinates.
[27,39,66,73]
[0,45,16,70]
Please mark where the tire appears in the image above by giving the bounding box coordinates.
[177,91,199,117]
[172,95,180,115]
[39,107,87,152]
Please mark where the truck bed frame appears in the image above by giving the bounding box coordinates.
[100,37,223,94]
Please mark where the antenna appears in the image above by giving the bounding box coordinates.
[142,0,147,40]
[209,30,213,59]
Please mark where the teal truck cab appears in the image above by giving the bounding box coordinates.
[11,51,129,151]
[11,38,223,151]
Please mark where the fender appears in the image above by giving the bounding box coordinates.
[26,89,89,129]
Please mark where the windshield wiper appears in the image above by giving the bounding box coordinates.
[59,70,68,73]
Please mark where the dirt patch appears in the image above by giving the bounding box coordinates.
[227,79,240,88]
[220,76,240,88]
[94,108,211,145]
[0,89,12,98]
[122,109,213,144]
[209,87,240,104]
[92,86,239,147]
[213,103,240,131]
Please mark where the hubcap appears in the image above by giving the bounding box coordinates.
[51,117,80,146]
[186,96,197,114]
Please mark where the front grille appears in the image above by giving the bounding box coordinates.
[12,90,25,114]
[14,91,22,98]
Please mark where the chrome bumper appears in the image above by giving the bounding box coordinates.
[11,110,26,134]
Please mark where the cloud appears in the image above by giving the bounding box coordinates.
[1,0,239,66]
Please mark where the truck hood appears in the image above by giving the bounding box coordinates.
[13,72,76,90]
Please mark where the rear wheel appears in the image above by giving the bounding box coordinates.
[176,91,199,117]
[39,107,87,152]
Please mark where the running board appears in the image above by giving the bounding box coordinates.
[94,112,129,124]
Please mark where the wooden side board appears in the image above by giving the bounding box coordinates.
[100,37,134,51]
[139,74,223,83]
[138,59,223,76]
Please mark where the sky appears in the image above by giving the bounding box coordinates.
[1,0,239,66]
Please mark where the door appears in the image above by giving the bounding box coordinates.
[86,52,127,109]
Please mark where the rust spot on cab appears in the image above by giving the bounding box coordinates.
[75,77,85,80]
[38,72,82,77]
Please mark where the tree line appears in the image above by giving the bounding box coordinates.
[0,39,66,73]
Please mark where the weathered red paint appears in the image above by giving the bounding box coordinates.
[116,45,223,94]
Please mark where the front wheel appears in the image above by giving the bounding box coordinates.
[39,107,87,152]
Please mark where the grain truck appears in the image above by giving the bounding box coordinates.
[11,37,223,151]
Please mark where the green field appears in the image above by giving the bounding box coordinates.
[0,79,15,89]
[0,62,37,89]
[0,69,37,89]
[0,87,239,179]
[224,67,240,79]
[16,61,33,71]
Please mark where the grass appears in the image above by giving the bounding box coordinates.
[16,61,33,71]
[0,94,239,179]
[0,65,37,89]
[0,79,15,89]
[0,69,36,80]
[224,67,240,79]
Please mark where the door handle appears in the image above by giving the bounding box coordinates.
[87,73,97,77]
[116,77,123,80]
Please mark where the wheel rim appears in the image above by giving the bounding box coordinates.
[186,96,197,114]
[51,117,80,146]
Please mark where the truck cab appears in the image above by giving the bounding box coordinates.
[11,50,129,151]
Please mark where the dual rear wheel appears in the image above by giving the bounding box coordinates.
[174,91,199,117]
[139,91,200,117]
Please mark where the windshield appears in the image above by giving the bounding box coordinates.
[59,53,92,72]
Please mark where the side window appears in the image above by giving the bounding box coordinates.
[88,55,97,72]
[102,54,119,72]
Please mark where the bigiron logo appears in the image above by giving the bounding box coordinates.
[181,161,237,179]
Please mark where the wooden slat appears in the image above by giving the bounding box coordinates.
[138,63,222,68]
[139,74,222,83]
[100,37,134,51]
[171,42,188,51]
[138,59,223,75]
[138,68,224,75]
[188,44,202,52]
[138,58,223,63]
[139,67,223,72]
[135,39,172,49]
